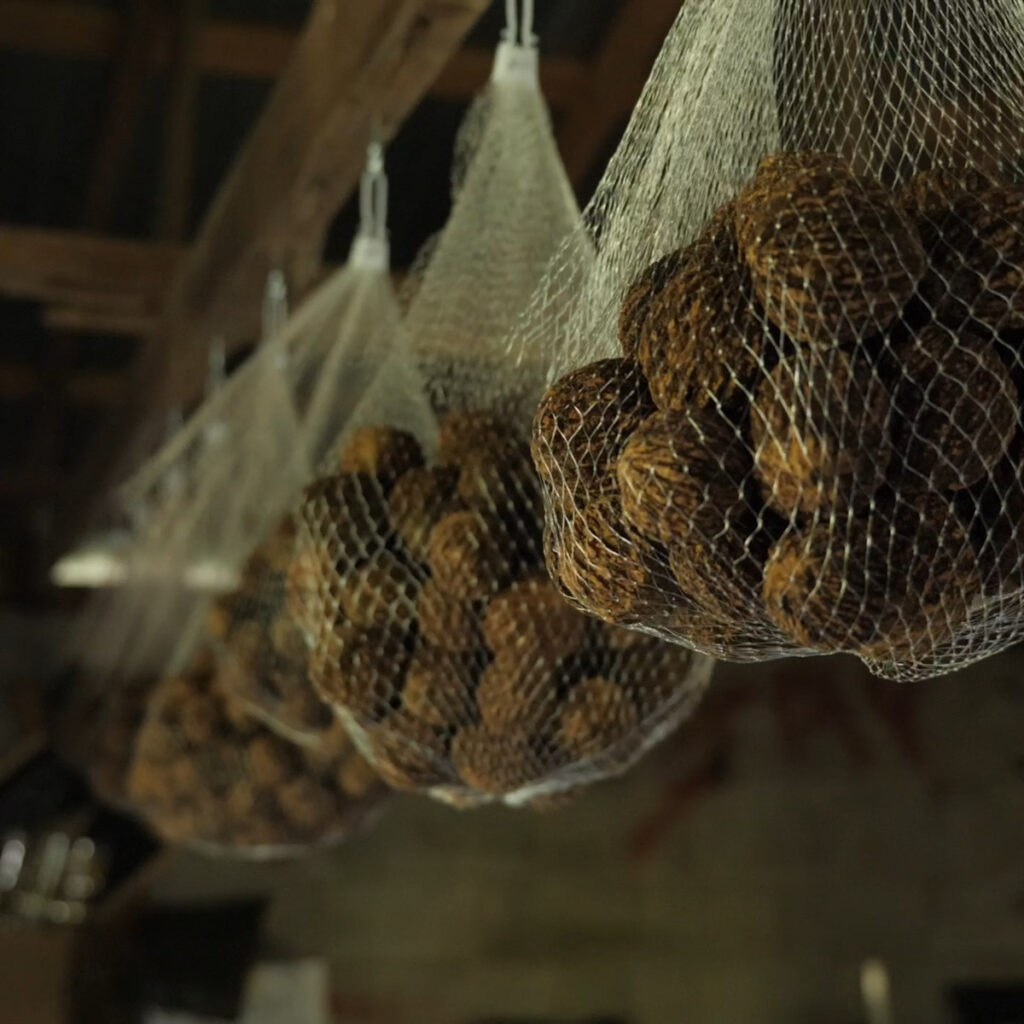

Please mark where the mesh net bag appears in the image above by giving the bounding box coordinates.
[125,650,387,858]
[294,10,714,808]
[524,0,1024,682]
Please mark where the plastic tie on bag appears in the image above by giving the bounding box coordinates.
[493,0,538,84]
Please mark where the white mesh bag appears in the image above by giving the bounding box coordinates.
[527,0,1024,682]
[294,5,713,808]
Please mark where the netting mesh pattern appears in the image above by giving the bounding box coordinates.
[296,415,712,807]
[125,654,386,857]
[525,0,1024,682]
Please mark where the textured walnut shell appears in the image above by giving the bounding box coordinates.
[617,407,752,545]
[638,217,763,413]
[337,550,421,632]
[558,677,639,761]
[450,725,546,795]
[179,693,218,746]
[620,249,688,359]
[269,613,308,662]
[475,646,563,734]
[762,501,980,659]
[335,753,379,799]
[285,542,335,638]
[926,185,1024,330]
[607,637,703,718]
[415,578,485,653]
[388,466,461,561]
[437,412,511,465]
[339,426,424,492]
[751,348,892,515]
[247,734,293,787]
[309,623,409,721]
[300,472,392,570]
[736,160,925,345]
[892,325,1017,491]
[898,166,997,256]
[532,358,655,499]
[428,510,514,600]
[363,713,456,790]
[276,777,335,832]
[483,577,590,661]
[553,492,675,625]
[401,645,479,728]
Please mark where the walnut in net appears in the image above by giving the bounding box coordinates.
[891,325,1017,491]
[339,426,424,493]
[415,578,485,652]
[428,510,514,600]
[762,501,980,658]
[437,411,511,465]
[638,214,763,413]
[401,645,480,729]
[309,623,409,721]
[363,713,456,790]
[483,577,591,661]
[337,550,421,632]
[301,472,393,570]
[532,358,655,499]
[751,347,892,515]
[617,407,752,545]
[247,734,293,787]
[619,249,688,359]
[388,466,462,562]
[475,646,563,734]
[276,777,335,832]
[736,156,925,345]
[554,491,675,625]
[285,541,335,638]
[558,677,639,761]
[450,725,545,795]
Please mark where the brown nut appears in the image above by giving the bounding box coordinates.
[415,578,485,653]
[638,213,763,413]
[891,325,1017,491]
[736,157,925,344]
[437,412,511,466]
[558,677,639,761]
[450,725,546,795]
[619,248,688,360]
[285,541,335,638]
[617,407,752,544]
[277,777,335,832]
[553,491,676,626]
[300,471,393,571]
[309,623,410,722]
[532,358,655,499]
[476,646,563,734]
[247,735,293,787]
[428,510,514,600]
[338,550,422,632]
[362,713,456,790]
[751,347,892,515]
[401,645,480,728]
[339,426,424,493]
[335,753,380,799]
[762,500,980,659]
[483,577,590,661]
[388,466,461,561]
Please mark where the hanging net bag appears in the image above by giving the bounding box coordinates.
[125,650,387,858]
[206,144,414,742]
[294,6,713,808]
[527,0,1024,682]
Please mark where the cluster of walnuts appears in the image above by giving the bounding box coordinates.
[208,520,336,743]
[292,414,705,803]
[125,658,384,853]
[533,151,1024,673]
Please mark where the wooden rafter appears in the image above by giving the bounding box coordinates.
[149,0,491,405]
[0,1,586,111]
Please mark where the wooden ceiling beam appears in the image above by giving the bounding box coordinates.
[149,0,490,406]
[558,0,682,187]
[0,2,585,110]
[0,226,180,315]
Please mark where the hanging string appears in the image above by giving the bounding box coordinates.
[260,269,289,346]
[359,138,388,244]
[503,0,536,46]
